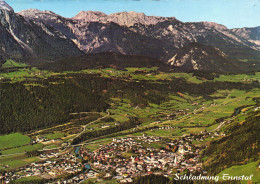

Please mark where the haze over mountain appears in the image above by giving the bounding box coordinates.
[1,1,260,71]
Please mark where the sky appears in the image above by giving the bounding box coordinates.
[4,0,260,29]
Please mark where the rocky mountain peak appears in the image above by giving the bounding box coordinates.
[73,11,107,20]
[73,10,176,26]
[0,0,13,12]
[231,26,260,48]
[167,42,231,71]
[19,9,60,19]
[20,8,42,14]
[109,11,177,26]
[108,11,149,26]
[198,21,228,30]
[109,11,146,19]
[0,2,82,64]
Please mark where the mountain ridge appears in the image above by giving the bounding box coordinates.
[0,2,82,65]
[0,1,259,71]
[73,10,177,27]
[167,42,240,72]
[0,0,13,12]
[19,8,260,61]
[232,26,260,48]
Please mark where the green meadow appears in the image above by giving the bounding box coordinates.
[0,133,30,150]
[0,154,40,170]
[217,161,260,184]
[45,132,65,140]
[1,60,28,69]
[1,144,43,155]
[15,176,42,183]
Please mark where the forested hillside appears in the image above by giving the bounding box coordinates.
[202,106,260,174]
[0,72,259,135]
[0,74,108,134]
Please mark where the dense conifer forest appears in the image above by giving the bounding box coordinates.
[0,74,108,134]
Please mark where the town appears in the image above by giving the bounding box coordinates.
[1,132,225,183]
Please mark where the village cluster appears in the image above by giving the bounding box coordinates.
[1,152,90,183]
[76,135,203,181]
[1,132,224,183]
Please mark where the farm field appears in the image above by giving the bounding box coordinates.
[0,133,31,150]
[0,154,40,170]
[1,144,43,155]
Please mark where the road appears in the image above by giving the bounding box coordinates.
[74,110,110,139]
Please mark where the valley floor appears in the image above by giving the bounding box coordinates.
[0,66,259,183]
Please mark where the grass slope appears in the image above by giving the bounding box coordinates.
[1,60,28,69]
[45,133,64,140]
[217,161,260,184]
[1,144,43,155]
[0,154,40,170]
[0,133,30,150]
[202,109,260,174]
[15,176,42,183]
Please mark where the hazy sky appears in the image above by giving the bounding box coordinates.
[4,0,260,28]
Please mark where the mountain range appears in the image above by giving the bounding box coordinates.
[1,1,260,72]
